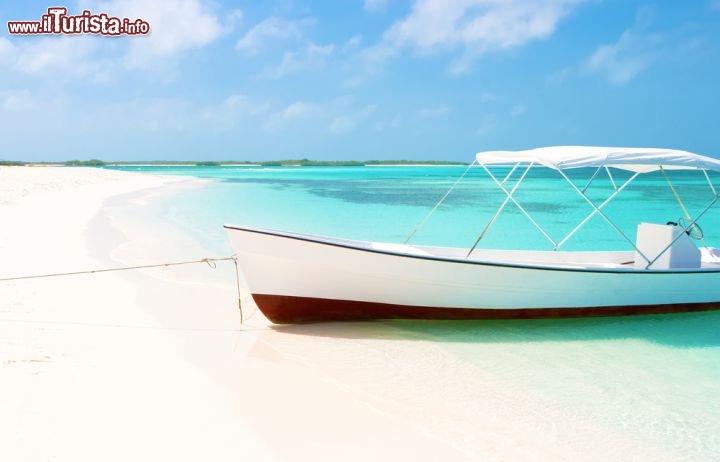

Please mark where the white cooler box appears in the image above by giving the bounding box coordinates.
[634,222,701,269]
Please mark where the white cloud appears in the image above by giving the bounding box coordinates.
[263,101,321,131]
[0,90,37,112]
[374,0,587,74]
[17,38,91,75]
[199,95,272,130]
[224,9,244,32]
[0,90,73,143]
[0,90,265,141]
[0,90,194,139]
[262,97,378,134]
[546,67,571,84]
[237,17,360,81]
[235,17,312,54]
[0,38,14,64]
[583,8,660,85]
[86,0,224,68]
[0,36,114,81]
[364,0,388,12]
[267,42,334,78]
[107,98,195,132]
[282,101,319,119]
[416,105,451,119]
[222,95,271,114]
[329,104,377,134]
[0,1,225,79]
[343,35,363,51]
[0,89,382,158]
[0,38,19,70]
[241,19,359,80]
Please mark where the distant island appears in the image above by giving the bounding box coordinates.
[1,158,468,167]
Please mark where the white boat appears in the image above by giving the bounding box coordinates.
[225,146,720,323]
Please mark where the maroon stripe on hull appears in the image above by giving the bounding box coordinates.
[251,294,720,324]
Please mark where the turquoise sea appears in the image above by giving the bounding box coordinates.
[108,165,720,254]
[107,164,720,459]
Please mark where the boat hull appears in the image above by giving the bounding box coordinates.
[251,295,720,323]
[225,226,720,323]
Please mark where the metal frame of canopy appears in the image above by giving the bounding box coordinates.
[406,147,720,270]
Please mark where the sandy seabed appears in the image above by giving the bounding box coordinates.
[0,166,709,462]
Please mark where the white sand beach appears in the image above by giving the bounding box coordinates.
[1,166,712,462]
[0,166,475,461]
[0,167,272,460]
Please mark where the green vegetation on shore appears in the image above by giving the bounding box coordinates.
[64,159,106,166]
[113,159,467,166]
[0,160,26,166]
[365,160,464,166]
[13,158,468,167]
[260,159,364,166]
[259,159,466,166]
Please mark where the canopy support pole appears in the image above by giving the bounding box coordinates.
[605,166,618,191]
[487,166,558,249]
[660,167,692,220]
[556,167,652,264]
[555,172,640,250]
[582,166,603,193]
[703,169,717,196]
[660,166,708,247]
[501,163,519,185]
[644,194,720,269]
[465,163,533,258]
[404,160,476,244]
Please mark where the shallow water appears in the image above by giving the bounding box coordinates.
[107,164,720,459]
[107,165,720,253]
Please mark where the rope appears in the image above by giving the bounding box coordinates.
[0,255,246,324]
[232,257,244,324]
[0,256,235,281]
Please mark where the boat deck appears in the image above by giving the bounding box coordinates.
[367,243,720,271]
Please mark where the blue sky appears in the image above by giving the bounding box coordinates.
[1,0,720,162]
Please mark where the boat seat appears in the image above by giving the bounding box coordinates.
[635,222,701,269]
[701,247,720,263]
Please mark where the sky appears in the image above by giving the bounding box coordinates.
[1,0,720,162]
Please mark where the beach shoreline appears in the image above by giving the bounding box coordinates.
[0,167,276,461]
[2,166,718,462]
[0,167,477,461]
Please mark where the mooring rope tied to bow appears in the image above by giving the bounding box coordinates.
[0,255,246,324]
[0,255,236,281]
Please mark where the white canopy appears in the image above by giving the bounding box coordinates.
[475,146,720,173]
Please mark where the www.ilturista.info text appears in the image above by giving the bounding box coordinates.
[7,7,150,36]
